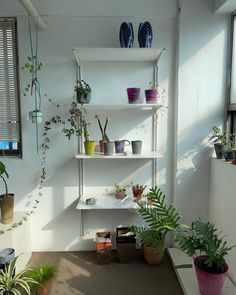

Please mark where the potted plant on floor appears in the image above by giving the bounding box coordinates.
[27,264,57,295]
[175,219,236,295]
[0,161,14,224]
[0,256,39,294]
[131,186,182,264]
[75,80,92,104]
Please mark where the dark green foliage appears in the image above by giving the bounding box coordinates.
[0,256,39,295]
[131,186,181,248]
[26,264,57,294]
[175,219,236,274]
[75,80,91,96]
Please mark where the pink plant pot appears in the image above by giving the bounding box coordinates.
[145,89,157,104]
[127,88,140,104]
[194,256,228,295]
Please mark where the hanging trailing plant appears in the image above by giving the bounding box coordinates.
[21,16,59,153]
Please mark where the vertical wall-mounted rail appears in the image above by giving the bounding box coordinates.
[76,61,85,236]
[152,108,158,187]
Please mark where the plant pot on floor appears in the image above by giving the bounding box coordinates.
[194,255,228,295]
[143,243,165,265]
[0,194,14,224]
[84,141,96,156]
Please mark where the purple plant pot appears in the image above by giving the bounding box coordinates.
[145,89,157,104]
[127,88,141,104]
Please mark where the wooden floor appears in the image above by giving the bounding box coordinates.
[29,250,184,295]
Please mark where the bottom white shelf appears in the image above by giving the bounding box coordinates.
[168,248,236,295]
[76,194,141,210]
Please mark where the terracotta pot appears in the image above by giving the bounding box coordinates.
[0,194,14,224]
[37,282,52,295]
[194,256,228,295]
[99,140,107,153]
[143,244,165,265]
[115,189,127,199]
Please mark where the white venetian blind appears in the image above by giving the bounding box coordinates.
[0,18,20,142]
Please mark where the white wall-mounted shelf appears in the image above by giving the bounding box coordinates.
[77,194,139,210]
[168,248,236,295]
[75,151,162,159]
[72,47,165,64]
[79,103,163,111]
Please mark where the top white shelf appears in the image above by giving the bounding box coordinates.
[72,48,165,64]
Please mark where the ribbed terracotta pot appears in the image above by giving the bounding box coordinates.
[143,244,165,265]
[194,256,228,295]
[0,194,14,224]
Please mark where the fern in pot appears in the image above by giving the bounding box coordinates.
[175,219,236,295]
[131,186,181,264]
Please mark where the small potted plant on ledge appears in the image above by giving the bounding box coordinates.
[209,126,227,159]
[75,80,92,104]
[81,113,96,156]
[0,161,14,224]
[175,219,236,295]
[131,186,181,265]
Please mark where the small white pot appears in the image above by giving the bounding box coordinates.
[31,110,43,123]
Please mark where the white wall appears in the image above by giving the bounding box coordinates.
[209,159,236,284]
[0,0,230,251]
[0,0,176,251]
[176,0,228,224]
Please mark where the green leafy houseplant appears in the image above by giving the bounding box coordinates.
[175,219,235,274]
[175,219,236,295]
[131,186,181,264]
[0,256,39,295]
[26,264,57,295]
[75,80,92,104]
[209,126,233,159]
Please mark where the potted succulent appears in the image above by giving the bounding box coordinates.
[175,219,236,295]
[0,256,39,295]
[75,80,92,104]
[81,114,96,156]
[0,161,14,224]
[131,186,181,264]
[209,127,228,159]
[132,184,147,201]
[114,182,132,199]
[27,264,57,295]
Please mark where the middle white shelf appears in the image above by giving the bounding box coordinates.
[77,194,140,210]
[75,151,162,159]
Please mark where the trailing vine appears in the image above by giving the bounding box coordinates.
[0,102,88,235]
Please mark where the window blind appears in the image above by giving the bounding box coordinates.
[0,18,20,142]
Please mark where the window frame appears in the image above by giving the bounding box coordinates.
[0,17,22,157]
